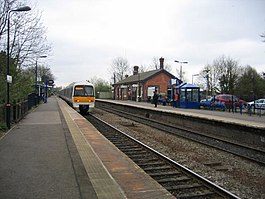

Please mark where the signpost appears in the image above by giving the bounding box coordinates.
[44,79,54,103]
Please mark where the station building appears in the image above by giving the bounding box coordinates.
[113,57,179,102]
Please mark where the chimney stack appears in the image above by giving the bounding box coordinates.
[159,57,164,69]
[133,66,139,75]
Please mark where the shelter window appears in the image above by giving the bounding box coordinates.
[181,90,186,101]
[191,89,199,102]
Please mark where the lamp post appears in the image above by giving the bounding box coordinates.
[192,74,199,84]
[174,60,188,81]
[203,69,210,99]
[138,73,141,102]
[35,55,47,105]
[6,6,31,129]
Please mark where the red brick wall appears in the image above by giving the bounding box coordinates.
[114,71,173,101]
[142,72,171,101]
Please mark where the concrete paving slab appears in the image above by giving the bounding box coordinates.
[0,97,97,199]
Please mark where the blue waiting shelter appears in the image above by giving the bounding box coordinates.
[177,83,200,109]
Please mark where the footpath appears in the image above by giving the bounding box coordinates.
[0,97,97,199]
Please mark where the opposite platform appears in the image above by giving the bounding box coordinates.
[97,99,265,129]
[96,99,265,150]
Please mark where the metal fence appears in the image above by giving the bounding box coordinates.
[200,103,264,117]
[0,93,41,128]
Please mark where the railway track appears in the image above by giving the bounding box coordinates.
[95,103,265,165]
[86,114,240,199]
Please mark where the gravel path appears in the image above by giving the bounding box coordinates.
[93,108,265,199]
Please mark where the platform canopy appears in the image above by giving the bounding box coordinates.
[176,83,200,89]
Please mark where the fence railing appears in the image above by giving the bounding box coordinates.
[0,93,42,129]
[200,102,264,117]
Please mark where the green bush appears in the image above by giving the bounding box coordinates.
[0,122,7,131]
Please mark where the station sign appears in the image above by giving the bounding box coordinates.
[48,79,54,86]
[7,75,12,83]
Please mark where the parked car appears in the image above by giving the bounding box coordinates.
[212,94,246,108]
[247,99,265,109]
[200,97,212,107]
[200,97,226,110]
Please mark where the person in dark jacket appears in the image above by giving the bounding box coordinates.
[153,90,159,107]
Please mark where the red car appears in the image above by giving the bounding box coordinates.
[212,94,246,108]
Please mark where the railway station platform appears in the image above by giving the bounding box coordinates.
[98,99,265,129]
[0,96,174,199]
[96,99,265,151]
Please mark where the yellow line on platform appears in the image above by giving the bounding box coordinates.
[58,99,126,199]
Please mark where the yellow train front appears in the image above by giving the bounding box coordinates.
[59,81,95,114]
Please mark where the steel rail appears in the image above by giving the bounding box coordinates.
[86,114,241,199]
[95,103,265,165]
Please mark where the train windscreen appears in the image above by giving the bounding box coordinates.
[74,85,94,97]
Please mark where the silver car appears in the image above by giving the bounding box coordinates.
[247,98,265,109]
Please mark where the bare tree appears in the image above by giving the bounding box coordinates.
[0,0,13,40]
[0,0,51,68]
[138,64,149,73]
[90,76,111,93]
[198,56,240,95]
[23,64,55,83]
[149,57,159,70]
[0,0,52,103]
[213,55,240,94]
[13,10,51,68]
[198,64,219,96]
[109,57,130,82]
[38,65,55,82]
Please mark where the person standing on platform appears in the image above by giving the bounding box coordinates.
[175,92,179,108]
[153,89,159,108]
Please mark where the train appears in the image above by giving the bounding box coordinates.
[58,81,95,114]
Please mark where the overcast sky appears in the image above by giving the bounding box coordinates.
[36,0,265,87]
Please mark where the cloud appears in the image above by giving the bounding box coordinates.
[37,0,265,86]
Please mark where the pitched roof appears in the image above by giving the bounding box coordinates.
[177,83,200,89]
[115,68,177,85]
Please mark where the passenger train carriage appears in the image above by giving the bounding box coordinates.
[59,81,95,114]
